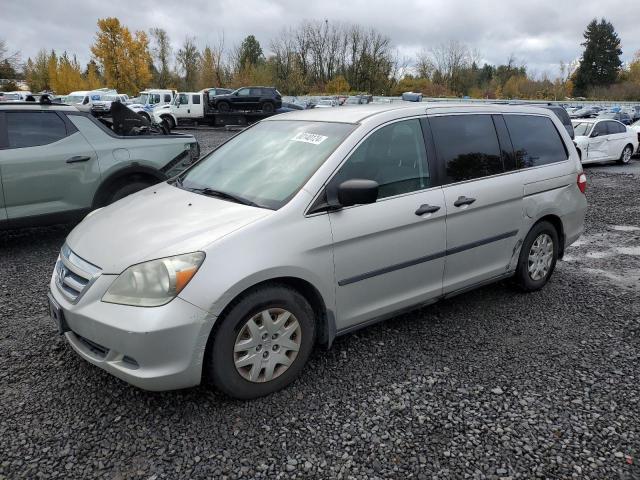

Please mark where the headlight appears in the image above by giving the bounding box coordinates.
[102,252,205,307]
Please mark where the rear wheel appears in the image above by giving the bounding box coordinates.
[107,179,154,204]
[138,111,151,123]
[261,102,275,113]
[515,221,559,292]
[619,144,633,164]
[207,285,316,399]
[217,101,230,112]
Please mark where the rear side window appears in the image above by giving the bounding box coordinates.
[504,115,568,168]
[430,115,503,183]
[607,121,625,134]
[251,88,263,96]
[192,95,201,104]
[6,111,67,149]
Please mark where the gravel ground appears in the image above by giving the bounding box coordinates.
[1,130,639,479]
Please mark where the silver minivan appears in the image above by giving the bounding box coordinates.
[48,103,587,399]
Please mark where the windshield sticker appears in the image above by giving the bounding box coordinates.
[291,132,328,145]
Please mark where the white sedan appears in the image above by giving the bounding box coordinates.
[630,119,640,152]
[572,118,639,164]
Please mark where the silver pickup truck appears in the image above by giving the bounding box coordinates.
[0,102,200,229]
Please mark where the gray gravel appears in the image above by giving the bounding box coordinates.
[1,130,639,479]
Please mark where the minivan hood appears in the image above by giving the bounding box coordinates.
[66,183,271,274]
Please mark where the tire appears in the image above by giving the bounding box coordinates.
[261,102,275,113]
[107,180,153,204]
[207,285,316,399]
[514,221,559,292]
[138,112,151,123]
[619,144,633,164]
[217,101,230,112]
[161,115,175,130]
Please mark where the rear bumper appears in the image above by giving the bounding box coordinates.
[50,274,216,391]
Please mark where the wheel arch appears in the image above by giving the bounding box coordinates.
[92,165,166,208]
[533,214,565,258]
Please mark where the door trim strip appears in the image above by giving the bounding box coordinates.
[338,229,519,286]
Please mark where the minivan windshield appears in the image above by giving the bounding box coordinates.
[573,122,593,136]
[176,120,355,209]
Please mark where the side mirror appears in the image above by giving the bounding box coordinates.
[337,179,379,207]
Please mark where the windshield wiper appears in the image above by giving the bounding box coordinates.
[187,187,260,207]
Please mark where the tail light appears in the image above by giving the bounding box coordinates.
[577,173,587,194]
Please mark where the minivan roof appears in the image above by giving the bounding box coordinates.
[265,102,556,124]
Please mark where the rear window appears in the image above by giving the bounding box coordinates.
[430,114,503,183]
[6,111,67,149]
[504,115,568,168]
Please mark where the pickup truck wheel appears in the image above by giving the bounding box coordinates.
[261,102,275,113]
[160,115,175,130]
[217,101,230,112]
[107,180,154,204]
[207,285,316,399]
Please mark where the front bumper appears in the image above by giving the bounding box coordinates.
[50,274,216,391]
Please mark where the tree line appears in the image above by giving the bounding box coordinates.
[1,17,639,100]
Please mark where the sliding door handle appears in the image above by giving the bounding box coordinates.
[415,204,441,216]
[453,196,476,207]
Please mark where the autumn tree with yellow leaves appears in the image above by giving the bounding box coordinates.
[90,17,152,95]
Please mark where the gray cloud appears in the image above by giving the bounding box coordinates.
[2,0,639,77]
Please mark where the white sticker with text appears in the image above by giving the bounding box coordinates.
[291,132,328,145]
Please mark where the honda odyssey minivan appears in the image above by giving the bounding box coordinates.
[49,103,587,399]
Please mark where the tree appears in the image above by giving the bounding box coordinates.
[0,38,20,78]
[176,37,201,90]
[25,49,51,91]
[198,46,217,89]
[150,28,172,88]
[325,75,350,93]
[238,35,264,70]
[85,60,102,90]
[91,17,152,95]
[573,18,622,96]
[629,50,640,84]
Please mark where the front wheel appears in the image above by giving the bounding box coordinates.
[216,101,230,112]
[619,144,633,164]
[515,221,559,292]
[207,285,316,399]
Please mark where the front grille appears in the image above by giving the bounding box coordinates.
[55,244,101,303]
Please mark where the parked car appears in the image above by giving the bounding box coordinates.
[401,92,423,102]
[0,101,199,229]
[572,118,638,164]
[569,106,598,119]
[345,95,373,105]
[48,103,586,399]
[64,89,117,108]
[128,89,176,122]
[90,93,129,116]
[315,98,339,108]
[597,111,632,125]
[276,102,305,113]
[210,87,282,113]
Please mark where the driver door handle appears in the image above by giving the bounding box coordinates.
[66,156,91,164]
[415,204,441,216]
[453,196,476,207]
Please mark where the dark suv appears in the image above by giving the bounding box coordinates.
[212,87,282,113]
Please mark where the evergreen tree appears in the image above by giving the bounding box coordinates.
[574,18,622,95]
[238,35,264,70]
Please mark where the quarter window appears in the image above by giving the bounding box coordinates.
[504,115,568,168]
[430,115,503,183]
[332,119,430,199]
[6,112,67,149]
[164,94,171,103]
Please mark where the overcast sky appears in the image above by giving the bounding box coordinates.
[2,0,639,77]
